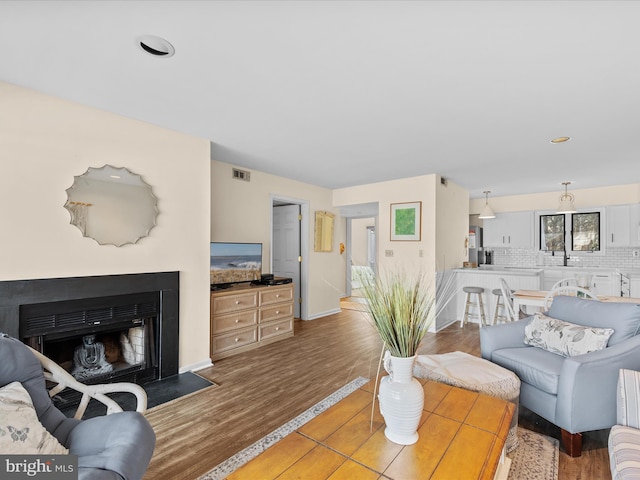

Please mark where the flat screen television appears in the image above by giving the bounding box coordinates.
[210,242,262,288]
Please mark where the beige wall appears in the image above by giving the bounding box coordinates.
[333,175,438,275]
[334,175,469,276]
[211,160,343,318]
[436,179,469,270]
[470,184,640,215]
[0,82,211,370]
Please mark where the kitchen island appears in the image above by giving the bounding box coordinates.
[438,266,543,329]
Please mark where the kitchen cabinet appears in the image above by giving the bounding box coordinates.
[591,271,616,296]
[542,269,568,291]
[607,204,640,247]
[543,268,617,296]
[483,212,533,248]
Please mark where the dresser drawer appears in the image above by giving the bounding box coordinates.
[259,318,293,341]
[212,291,258,315]
[213,310,258,334]
[259,302,293,323]
[260,286,293,306]
[212,326,257,353]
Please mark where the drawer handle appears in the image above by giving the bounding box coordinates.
[275,310,280,315]
[235,338,240,343]
[235,300,240,305]
[235,319,240,323]
[275,327,280,331]
[276,294,280,298]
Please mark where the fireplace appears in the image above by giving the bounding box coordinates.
[0,272,179,387]
[20,291,161,386]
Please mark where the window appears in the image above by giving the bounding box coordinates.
[539,212,601,252]
[572,212,600,251]
[540,214,565,251]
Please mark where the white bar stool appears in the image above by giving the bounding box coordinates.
[461,286,487,327]
[492,288,508,325]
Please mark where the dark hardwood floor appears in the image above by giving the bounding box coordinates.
[143,305,611,480]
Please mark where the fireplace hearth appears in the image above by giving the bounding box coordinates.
[0,272,179,386]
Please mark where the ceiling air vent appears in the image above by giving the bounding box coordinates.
[232,168,251,182]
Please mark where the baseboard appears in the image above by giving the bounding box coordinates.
[179,358,213,374]
[307,308,342,320]
[434,318,458,332]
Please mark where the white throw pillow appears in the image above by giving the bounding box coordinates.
[524,312,614,357]
[0,381,69,454]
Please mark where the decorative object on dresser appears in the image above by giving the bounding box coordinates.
[210,282,294,361]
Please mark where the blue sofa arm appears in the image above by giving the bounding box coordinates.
[556,334,640,433]
[480,317,531,361]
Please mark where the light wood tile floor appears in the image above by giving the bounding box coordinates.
[143,304,610,480]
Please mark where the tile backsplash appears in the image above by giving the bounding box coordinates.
[490,247,640,270]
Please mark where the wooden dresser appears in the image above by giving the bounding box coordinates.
[210,282,294,361]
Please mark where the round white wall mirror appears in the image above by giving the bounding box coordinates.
[64,165,158,246]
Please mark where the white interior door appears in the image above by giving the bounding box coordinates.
[272,204,301,318]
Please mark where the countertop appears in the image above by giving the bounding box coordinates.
[456,265,640,278]
[453,266,543,277]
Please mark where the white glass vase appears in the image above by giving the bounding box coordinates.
[378,354,424,445]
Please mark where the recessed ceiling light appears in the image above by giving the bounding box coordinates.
[137,35,175,58]
[550,136,571,144]
[110,175,121,179]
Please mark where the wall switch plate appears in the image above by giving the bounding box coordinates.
[633,250,639,258]
[419,249,424,257]
[385,249,394,257]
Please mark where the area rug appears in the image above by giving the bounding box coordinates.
[199,377,558,480]
[507,427,559,480]
[199,376,370,480]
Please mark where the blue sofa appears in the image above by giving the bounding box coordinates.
[480,295,640,456]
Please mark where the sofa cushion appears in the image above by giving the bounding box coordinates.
[492,346,564,395]
[547,296,640,346]
[0,381,69,454]
[524,312,614,357]
[609,425,640,480]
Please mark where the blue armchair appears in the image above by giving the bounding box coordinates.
[0,334,156,479]
[480,296,640,457]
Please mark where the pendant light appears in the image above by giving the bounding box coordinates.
[478,190,496,219]
[556,181,577,214]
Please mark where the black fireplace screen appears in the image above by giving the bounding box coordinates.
[20,292,160,386]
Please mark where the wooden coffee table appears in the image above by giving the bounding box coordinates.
[227,379,515,480]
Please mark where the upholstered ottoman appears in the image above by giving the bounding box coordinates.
[414,351,520,452]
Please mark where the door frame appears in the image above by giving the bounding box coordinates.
[270,194,309,320]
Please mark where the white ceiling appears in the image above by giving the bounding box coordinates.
[2,1,640,199]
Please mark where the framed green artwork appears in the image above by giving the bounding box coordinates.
[390,201,421,241]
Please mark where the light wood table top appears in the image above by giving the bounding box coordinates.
[227,379,514,480]
[512,290,640,313]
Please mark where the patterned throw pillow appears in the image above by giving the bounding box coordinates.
[523,312,614,357]
[0,381,69,454]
